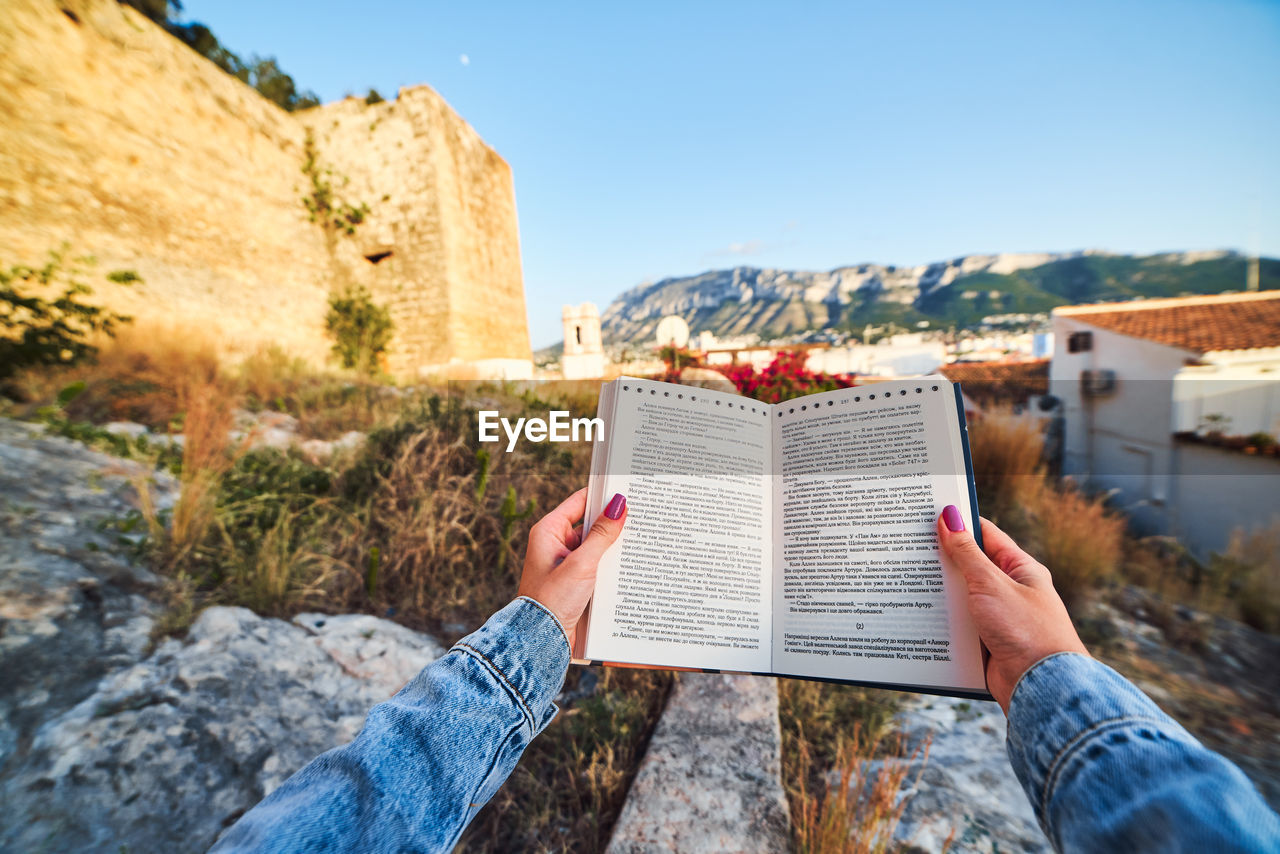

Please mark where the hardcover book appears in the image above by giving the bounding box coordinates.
[574,374,991,700]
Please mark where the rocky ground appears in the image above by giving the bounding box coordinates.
[0,419,443,851]
[866,586,1280,853]
[1087,586,1280,810]
[883,695,1049,853]
[1,416,1277,852]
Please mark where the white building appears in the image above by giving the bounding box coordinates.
[804,335,947,377]
[1051,291,1280,556]
[561,303,606,379]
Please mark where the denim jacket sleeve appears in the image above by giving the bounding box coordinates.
[1006,652,1280,853]
[210,596,571,854]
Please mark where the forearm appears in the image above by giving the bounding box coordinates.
[211,596,571,853]
[1006,652,1280,852]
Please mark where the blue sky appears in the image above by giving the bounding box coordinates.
[183,1,1280,347]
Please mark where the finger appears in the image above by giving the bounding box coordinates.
[535,487,588,538]
[937,509,1008,595]
[565,525,583,551]
[563,494,627,571]
[978,518,1053,589]
[977,518,1035,574]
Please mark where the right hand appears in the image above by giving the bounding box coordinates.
[937,508,1089,713]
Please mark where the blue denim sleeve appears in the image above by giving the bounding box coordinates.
[210,596,571,853]
[1006,652,1280,853]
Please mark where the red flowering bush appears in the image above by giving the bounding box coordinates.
[719,350,856,403]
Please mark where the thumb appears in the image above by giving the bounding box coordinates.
[937,506,1006,595]
[563,493,626,571]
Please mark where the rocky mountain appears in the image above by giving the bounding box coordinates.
[600,250,1280,346]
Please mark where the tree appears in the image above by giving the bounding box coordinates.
[0,249,135,384]
[123,2,320,112]
[325,286,393,374]
[119,0,181,24]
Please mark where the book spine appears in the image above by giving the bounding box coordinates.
[953,383,984,552]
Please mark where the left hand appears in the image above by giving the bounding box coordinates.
[517,488,626,652]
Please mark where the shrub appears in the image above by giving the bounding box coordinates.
[656,344,701,378]
[325,285,393,374]
[966,409,1047,525]
[1025,483,1124,612]
[1216,521,1280,633]
[333,395,588,633]
[18,322,223,429]
[0,248,133,386]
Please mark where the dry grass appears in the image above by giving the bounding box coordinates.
[966,408,1045,525]
[12,322,224,430]
[778,679,905,853]
[318,390,596,637]
[459,668,674,853]
[1218,521,1280,633]
[234,345,404,439]
[163,375,239,569]
[967,411,1124,613]
[791,724,931,854]
[219,500,345,616]
[1023,483,1125,612]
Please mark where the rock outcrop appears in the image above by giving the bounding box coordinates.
[874,696,1049,852]
[0,606,444,852]
[0,418,174,767]
[0,418,446,851]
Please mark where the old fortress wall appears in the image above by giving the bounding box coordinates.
[0,0,531,377]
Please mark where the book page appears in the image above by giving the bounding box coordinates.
[770,379,986,694]
[584,377,773,673]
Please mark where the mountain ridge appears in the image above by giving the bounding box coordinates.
[595,249,1279,347]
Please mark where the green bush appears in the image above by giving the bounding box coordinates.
[325,285,393,374]
[0,248,134,385]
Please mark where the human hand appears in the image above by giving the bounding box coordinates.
[937,506,1089,713]
[517,488,627,652]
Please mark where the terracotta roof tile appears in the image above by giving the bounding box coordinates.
[1054,291,1280,354]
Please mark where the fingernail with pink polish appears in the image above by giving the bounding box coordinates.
[942,505,965,532]
[605,493,626,520]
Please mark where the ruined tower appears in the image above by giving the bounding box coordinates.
[0,0,532,379]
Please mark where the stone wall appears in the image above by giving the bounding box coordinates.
[0,0,531,377]
[307,91,530,375]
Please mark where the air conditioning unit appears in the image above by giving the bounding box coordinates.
[1081,369,1117,397]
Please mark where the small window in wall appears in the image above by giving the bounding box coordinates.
[1068,331,1093,353]
[575,325,582,345]
[365,250,393,265]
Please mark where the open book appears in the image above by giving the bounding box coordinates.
[575,375,991,700]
